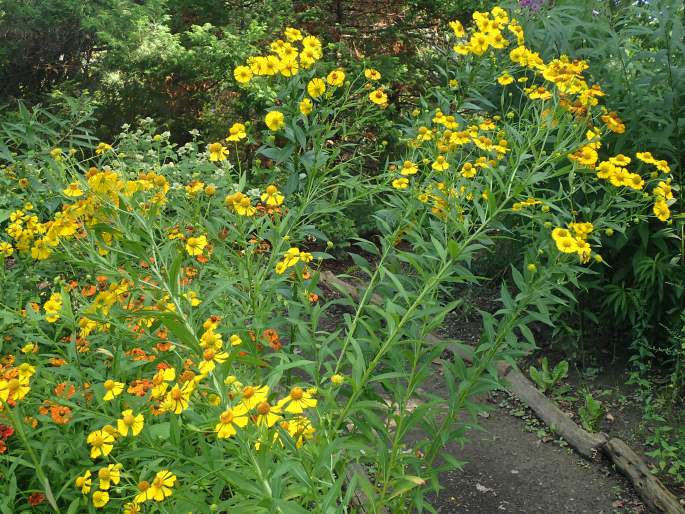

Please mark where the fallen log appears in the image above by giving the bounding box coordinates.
[320,272,685,514]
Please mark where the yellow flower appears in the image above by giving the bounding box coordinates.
[326,69,345,87]
[307,78,326,98]
[364,68,381,80]
[284,27,303,41]
[239,385,269,410]
[50,147,63,161]
[98,464,122,490]
[161,382,194,415]
[208,142,228,162]
[215,404,250,438]
[277,387,318,414]
[135,470,177,503]
[103,379,124,401]
[95,142,112,155]
[233,65,253,84]
[226,122,247,142]
[555,236,578,254]
[636,151,655,164]
[75,470,92,495]
[497,72,514,85]
[93,491,109,509]
[392,177,409,189]
[299,98,313,115]
[274,247,313,274]
[265,111,285,131]
[63,182,84,197]
[369,88,388,106]
[87,429,115,459]
[117,409,145,437]
[400,161,418,176]
[261,184,285,206]
[124,502,141,514]
[449,19,465,37]
[255,401,282,427]
[431,156,449,171]
[331,374,345,385]
[185,235,208,256]
[653,199,671,222]
[183,290,202,306]
[198,347,229,375]
[0,241,13,257]
[43,292,62,323]
[609,154,631,167]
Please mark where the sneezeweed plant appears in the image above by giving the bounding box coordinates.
[0,7,677,513]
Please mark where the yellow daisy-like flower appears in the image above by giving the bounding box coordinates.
[185,235,208,256]
[265,111,285,131]
[135,470,177,503]
[326,69,345,87]
[93,490,109,509]
[102,379,124,401]
[63,182,84,197]
[240,385,269,410]
[653,199,671,222]
[299,98,313,115]
[364,68,381,80]
[0,242,14,257]
[233,65,253,84]
[255,401,282,427]
[431,156,449,171]
[276,386,318,414]
[230,334,242,346]
[260,184,284,206]
[307,78,326,98]
[117,409,145,437]
[87,429,115,459]
[161,382,194,415]
[400,160,418,176]
[215,404,250,438]
[555,236,579,254]
[208,142,228,162]
[75,470,92,495]
[369,88,388,106]
[226,122,247,142]
[392,177,409,189]
[98,464,122,490]
[123,502,141,514]
[497,72,514,85]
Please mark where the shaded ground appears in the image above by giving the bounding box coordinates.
[428,390,648,513]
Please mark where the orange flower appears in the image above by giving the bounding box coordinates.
[54,383,76,399]
[50,404,72,425]
[262,329,282,351]
[128,380,153,397]
[28,492,45,506]
[49,357,66,367]
[308,293,319,303]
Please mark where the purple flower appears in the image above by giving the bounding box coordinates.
[519,0,546,11]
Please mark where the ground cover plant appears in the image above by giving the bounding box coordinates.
[0,4,679,513]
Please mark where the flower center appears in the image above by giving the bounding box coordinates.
[220,411,234,423]
[138,480,150,492]
[257,402,271,415]
[290,387,303,400]
[104,379,114,391]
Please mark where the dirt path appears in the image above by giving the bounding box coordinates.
[429,390,649,513]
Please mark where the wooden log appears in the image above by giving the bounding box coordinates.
[501,365,608,459]
[605,438,685,514]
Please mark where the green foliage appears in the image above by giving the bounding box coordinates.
[578,390,604,432]
[529,357,569,394]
